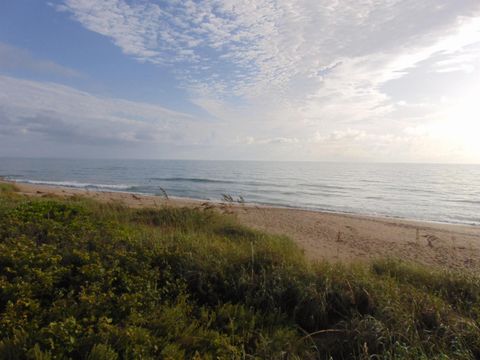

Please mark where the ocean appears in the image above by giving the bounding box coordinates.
[1,158,479,226]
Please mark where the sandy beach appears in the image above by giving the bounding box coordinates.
[3,180,480,271]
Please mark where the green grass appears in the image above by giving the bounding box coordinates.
[0,183,19,194]
[0,191,479,359]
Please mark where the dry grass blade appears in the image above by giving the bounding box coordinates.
[157,187,169,200]
[221,193,234,203]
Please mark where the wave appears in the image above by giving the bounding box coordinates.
[8,178,133,191]
[298,183,360,191]
[148,177,282,188]
[447,199,480,205]
[149,177,298,190]
[149,177,237,185]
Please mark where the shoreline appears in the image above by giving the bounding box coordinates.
[3,179,480,271]
[5,178,478,228]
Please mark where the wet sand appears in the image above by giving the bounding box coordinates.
[4,180,480,271]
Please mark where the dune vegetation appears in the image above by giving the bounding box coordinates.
[0,183,479,359]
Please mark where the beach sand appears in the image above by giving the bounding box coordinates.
[4,180,480,271]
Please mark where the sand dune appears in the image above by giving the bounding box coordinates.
[4,180,480,271]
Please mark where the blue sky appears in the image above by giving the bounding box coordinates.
[1,0,480,162]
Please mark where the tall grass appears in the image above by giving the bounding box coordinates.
[0,190,479,359]
[0,183,19,194]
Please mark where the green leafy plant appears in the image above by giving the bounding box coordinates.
[0,192,479,359]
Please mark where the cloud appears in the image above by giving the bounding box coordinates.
[0,42,81,77]
[58,0,480,95]
[23,0,478,162]
[0,75,198,147]
[312,129,368,143]
[239,136,299,145]
[433,43,480,73]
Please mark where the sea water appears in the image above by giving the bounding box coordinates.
[1,158,479,225]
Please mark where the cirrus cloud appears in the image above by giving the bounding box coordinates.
[5,0,479,162]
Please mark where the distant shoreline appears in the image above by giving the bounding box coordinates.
[3,178,480,271]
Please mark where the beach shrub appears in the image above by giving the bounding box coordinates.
[0,183,19,194]
[0,192,479,359]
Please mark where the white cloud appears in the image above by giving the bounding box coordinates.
[238,136,299,145]
[312,129,368,143]
[58,1,480,94]
[42,1,480,161]
[0,75,197,146]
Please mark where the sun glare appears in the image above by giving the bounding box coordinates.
[437,82,480,159]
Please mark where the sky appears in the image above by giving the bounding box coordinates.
[0,0,480,163]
